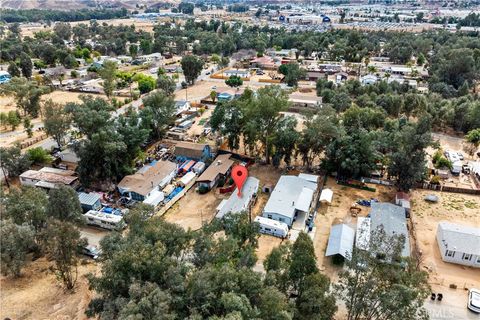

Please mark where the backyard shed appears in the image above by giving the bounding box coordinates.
[78,192,102,212]
[325,223,355,261]
[319,188,333,204]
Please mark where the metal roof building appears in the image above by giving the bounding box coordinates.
[370,202,410,257]
[262,175,317,227]
[325,223,355,260]
[216,177,260,219]
[437,221,480,268]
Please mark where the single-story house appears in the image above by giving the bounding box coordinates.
[117,160,177,201]
[305,70,324,81]
[175,100,191,115]
[78,192,102,212]
[436,221,480,268]
[19,167,79,190]
[217,92,233,102]
[289,93,322,109]
[325,223,355,261]
[174,142,211,161]
[360,74,378,86]
[370,202,410,258]
[223,69,250,78]
[262,174,318,227]
[197,154,234,190]
[216,176,260,219]
[250,56,276,69]
[381,66,412,76]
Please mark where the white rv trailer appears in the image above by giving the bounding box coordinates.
[84,210,126,231]
[254,216,289,238]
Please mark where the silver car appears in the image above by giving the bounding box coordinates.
[468,288,480,313]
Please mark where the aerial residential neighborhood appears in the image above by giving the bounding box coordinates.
[0,1,479,319]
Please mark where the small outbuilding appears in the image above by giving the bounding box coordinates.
[78,192,102,212]
[325,223,355,261]
[319,188,333,204]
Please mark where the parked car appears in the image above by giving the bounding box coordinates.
[468,288,480,313]
[82,245,101,260]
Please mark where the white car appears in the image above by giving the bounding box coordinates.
[468,288,480,313]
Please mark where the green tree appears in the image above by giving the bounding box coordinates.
[140,91,176,139]
[289,232,318,290]
[210,90,217,103]
[0,77,49,117]
[336,227,430,320]
[6,110,21,130]
[43,99,72,148]
[53,22,72,40]
[225,75,243,88]
[45,220,82,290]
[98,60,118,99]
[129,44,138,58]
[0,145,32,179]
[134,74,156,94]
[279,63,306,87]
[181,55,204,85]
[465,128,480,155]
[295,273,337,320]
[388,117,432,191]
[19,52,33,78]
[23,116,33,137]
[7,61,20,77]
[0,220,35,277]
[47,186,83,224]
[156,75,176,96]
[26,147,53,164]
[4,186,48,233]
[272,116,300,167]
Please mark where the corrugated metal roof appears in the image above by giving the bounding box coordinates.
[437,221,480,256]
[78,192,101,206]
[325,224,355,259]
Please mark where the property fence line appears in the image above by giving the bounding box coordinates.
[415,182,480,195]
[361,177,395,186]
[155,177,198,217]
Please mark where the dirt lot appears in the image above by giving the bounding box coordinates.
[1,257,98,320]
[312,178,395,280]
[163,185,225,231]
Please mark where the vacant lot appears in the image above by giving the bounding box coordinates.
[1,257,97,320]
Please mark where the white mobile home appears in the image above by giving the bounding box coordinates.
[216,177,260,219]
[255,216,289,238]
[436,221,480,268]
[262,175,318,227]
[84,210,125,231]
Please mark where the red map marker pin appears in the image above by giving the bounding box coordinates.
[231,165,248,197]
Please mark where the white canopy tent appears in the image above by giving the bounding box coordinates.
[320,188,333,204]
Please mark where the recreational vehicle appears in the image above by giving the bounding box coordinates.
[84,210,126,231]
[254,216,289,238]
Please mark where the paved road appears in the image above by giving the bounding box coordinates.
[424,298,478,320]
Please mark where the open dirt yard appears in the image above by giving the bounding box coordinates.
[162,186,224,231]
[1,257,98,320]
[411,189,480,289]
[312,178,395,280]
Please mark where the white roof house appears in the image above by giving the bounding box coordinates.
[262,175,317,227]
[325,223,355,260]
[436,221,480,268]
[216,177,260,219]
[360,74,378,85]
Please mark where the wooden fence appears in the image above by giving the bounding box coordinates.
[415,182,480,195]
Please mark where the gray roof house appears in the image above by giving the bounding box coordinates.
[325,223,355,261]
[216,177,260,219]
[262,175,317,227]
[436,221,480,268]
[370,202,410,257]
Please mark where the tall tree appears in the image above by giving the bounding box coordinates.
[388,117,432,191]
[336,227,430,320]
[43,99,72,148]
[0,219,35,277]
[0,77,49,117]
[19,52,33,78]
[289,232,318,290]
[53,22,72,40]
[278,62,306,87]
[4,186,48,233]
[156,75,176,96]
[47,186,83,224]
[181,55,204,85]
[0,145,32,179]
[45,220,82,290]
[140,91,176,140]
[7,61,20,77]
[98,60,118,99]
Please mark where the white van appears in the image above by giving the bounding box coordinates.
[254,216,289,238]
[84,210,126,231]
